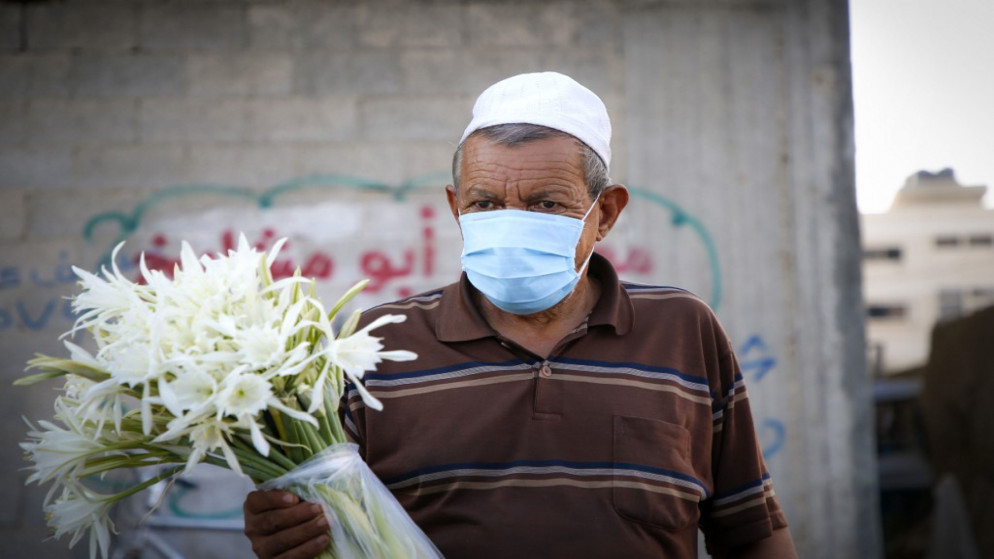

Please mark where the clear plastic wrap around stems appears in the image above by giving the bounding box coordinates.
[258,443,442,559]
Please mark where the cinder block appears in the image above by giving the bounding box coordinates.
[403,140,458,185]
[139,98,252,142]
[0,189,25,240]
[23,98,138,145]
[0,100,26,143]
[427,48,546,95]
[140,3,246,52]
[247,2,355,51]
[0,4,20,52]
[573,0,621,46]
[188,143,296,188]
[24,185,162,239]
[72,143,189,189]
[533,46,620,97]
[401,49,554,96]
[186,53,293,97]
[72,98,140,143]
[400,49,473,95]
[0,147,73,189]
[0,54,72,98]
[360,96,469,141]
[249,96,358,142]
[466,2,576,47]
[27,1,137,51]
[294,51,401,96]
[70,53,186,97]
[291,141,407,188]
[357,2,464,48]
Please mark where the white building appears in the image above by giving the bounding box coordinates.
[862,169,994,374]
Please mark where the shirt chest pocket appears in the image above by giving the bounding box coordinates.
[612,415,703,531]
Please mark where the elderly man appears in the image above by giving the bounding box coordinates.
[243,72,797,558]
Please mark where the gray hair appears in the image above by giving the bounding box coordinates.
[451,123,611,199]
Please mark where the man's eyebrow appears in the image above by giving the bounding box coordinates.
[521,185,573,200]
[463,186,501,198]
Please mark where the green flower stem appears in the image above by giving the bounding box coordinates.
[227,441,289,481]
[323,394,347,444]
[288,419,310,462]
[258,442,298,473]
[202,454,273,483]
[109,465,185,503]
[297,421,325,459]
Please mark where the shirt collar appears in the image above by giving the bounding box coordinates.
[435,252,635,343]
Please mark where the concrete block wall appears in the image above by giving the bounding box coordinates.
[0,1,878,557]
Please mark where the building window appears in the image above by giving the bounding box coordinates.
[939,287,994,321]
[864,247,903,261]
[867,304,907,319]
[938,289,963,320]
[968,287,994,312]
[935,235,960,248]
[968,234,993,247]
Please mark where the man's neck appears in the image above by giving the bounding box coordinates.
[475,276,601,358]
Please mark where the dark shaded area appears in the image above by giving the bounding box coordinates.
[877,305,993,558]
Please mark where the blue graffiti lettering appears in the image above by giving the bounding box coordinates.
[739,334,777,383]
[62,298,76,321]
[17,300,56,331]
[0,307,11,330]
[760,418,786,459]
[0,266,20,289]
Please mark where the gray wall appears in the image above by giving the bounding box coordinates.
[0,1,879,557]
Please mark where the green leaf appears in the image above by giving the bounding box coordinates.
[16,356,111,385]
[327,279,369,323]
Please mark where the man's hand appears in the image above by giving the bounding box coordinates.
[243,489,330,559]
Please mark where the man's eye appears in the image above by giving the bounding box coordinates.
[537,201,558,210]
[473,200,494,210]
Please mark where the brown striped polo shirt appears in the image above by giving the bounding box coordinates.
[345,254,787,558]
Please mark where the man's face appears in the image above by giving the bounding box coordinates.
[447,134,601,269]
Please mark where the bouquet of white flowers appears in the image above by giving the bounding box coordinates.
[17,235,440,559]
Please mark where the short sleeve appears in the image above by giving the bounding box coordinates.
[699,327,789,554]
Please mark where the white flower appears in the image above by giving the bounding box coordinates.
[44,481,115,559]
[323,314,417,411]
[216,372,319,458]
[217,372,272,419]
[21,418,103,486]
[157,364,218,417]
[184,420,240,475]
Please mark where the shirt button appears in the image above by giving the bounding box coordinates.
[539,364,552,378]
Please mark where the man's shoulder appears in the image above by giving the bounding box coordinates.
[356,283,455,330]
[621,281,714,317]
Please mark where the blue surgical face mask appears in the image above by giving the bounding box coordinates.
[458,199,598,315]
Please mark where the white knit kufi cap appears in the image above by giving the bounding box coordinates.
[459,71,612,168]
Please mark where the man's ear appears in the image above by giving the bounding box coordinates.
[595,184,630,241]
[445,184,461,223]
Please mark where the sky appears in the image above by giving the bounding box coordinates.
[848,0,994,213]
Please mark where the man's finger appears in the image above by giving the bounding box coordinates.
[257,513,330,559]
[244,490,300,515]
[246,502,324,537]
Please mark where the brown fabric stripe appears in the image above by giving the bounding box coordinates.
[370,372,534,399]
[395,477,702,502]
[554,373,713,405]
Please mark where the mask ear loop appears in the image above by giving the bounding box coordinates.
[574,193,602,274]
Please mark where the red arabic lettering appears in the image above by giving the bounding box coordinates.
[136,230,335,282]
[421,205,436,277]
[596,246,653,275]
[360,249,415,293]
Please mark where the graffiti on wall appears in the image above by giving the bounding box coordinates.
[1,173,724,333]
[738,334,787,460]
[2,172,789,519]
